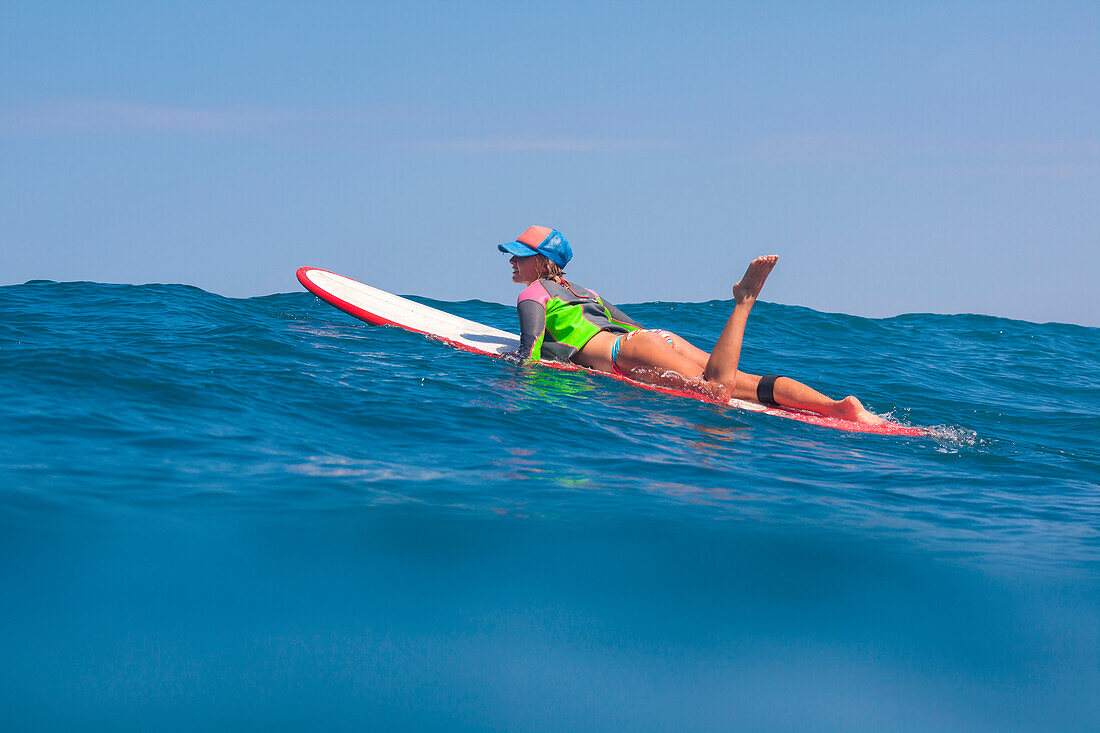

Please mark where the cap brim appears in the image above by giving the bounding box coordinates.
[498,241,537,257]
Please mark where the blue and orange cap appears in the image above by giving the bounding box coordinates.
[498,226,572,268]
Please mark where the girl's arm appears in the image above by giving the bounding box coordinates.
[502,299,547,364]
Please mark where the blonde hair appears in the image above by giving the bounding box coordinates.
[533,255,565,282]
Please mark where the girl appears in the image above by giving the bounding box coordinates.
[499,226,885,425]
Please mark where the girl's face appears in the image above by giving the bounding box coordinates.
[510,255,539,285]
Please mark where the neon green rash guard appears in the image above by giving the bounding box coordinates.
[515,279,642,364]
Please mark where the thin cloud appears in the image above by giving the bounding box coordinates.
[730,133,879,165]
[729,133,1100,177]
[938,163,1100,178]
[0,99,679,154]
[406,137,678,153]
[0,98,312,133]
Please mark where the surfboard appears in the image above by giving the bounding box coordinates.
[297,267,924,436]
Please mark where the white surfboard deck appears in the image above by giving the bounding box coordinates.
[298,267,519,355]
[297,267,924,436]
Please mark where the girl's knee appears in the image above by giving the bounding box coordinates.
[735,372,760,393]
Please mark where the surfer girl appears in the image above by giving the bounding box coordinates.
[499,226,885,425]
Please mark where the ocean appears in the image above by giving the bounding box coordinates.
[1,279,1098,731]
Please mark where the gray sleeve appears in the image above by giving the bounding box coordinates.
[516,299,547,361]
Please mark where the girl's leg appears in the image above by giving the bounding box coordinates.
[617,331,883,424]
[702,255,885,425]
[703,255,777,385]
[664,333,710,369]
[726,372,883,425]
[614,331,706,390]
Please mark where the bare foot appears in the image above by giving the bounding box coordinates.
[732,255,779,304]
[836,396,886,425]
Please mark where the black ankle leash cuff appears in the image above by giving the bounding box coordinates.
[757,375,781,407]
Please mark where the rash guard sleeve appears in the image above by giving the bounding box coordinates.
[515,299,548,363]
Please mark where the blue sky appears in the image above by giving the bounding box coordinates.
[2,1,1097,325]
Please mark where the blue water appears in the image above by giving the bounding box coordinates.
[2,280,1098,731]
